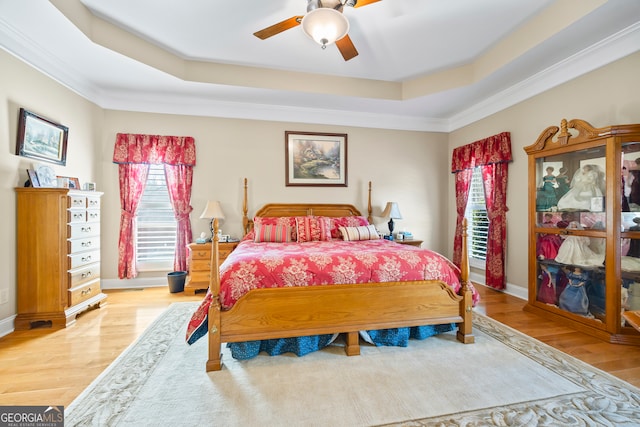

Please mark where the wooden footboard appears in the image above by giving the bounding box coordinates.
[207,279,473,371]
[205,179,474,372]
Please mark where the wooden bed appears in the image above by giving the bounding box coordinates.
[205,180,474,371]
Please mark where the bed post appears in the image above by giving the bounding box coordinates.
[456,218,475,344]
[367,181,373,223]
[242,178,250,236]
[207,218,223,371]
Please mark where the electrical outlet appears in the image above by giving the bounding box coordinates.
[0,289,8,305]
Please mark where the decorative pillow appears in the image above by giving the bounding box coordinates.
[296,216,332,243]
[329,216,370,239]
[254,224,293,243]
[339,225,380,241]
[253,216,297,241]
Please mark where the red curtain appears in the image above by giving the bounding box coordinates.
[113,133,196,279]
[165,164,194,272]
[117,164,149,279]
[451,132,512,290]
[452,168,473,267]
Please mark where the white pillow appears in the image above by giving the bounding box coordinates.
[339,225,380,241]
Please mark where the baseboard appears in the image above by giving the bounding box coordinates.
[469,271,527,301]
[0,314,15,338]
[101,277,166,290]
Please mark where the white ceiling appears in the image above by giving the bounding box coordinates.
[1,0,639,131]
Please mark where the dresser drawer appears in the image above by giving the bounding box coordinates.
[68,250,100,269]
[87,209,100,222]
[68,263,100,288]
[190,259,210,272]
[191,248,210,260]
[69,195,86,209]
[87,196,101,209]
[68,210,86,223]
[69,223,100,238]
[190,271,210,283]
[69,279,101,306]
[68,236,100,253]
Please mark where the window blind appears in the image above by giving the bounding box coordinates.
[136,164,176,267]
[466,167,489,262]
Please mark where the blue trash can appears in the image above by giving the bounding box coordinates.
[167,271,187,293]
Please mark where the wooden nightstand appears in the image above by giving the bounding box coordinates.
[395,239,423,247]
[184,241,239,295]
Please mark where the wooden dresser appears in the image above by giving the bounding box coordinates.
[185,241,239,295]
[15,188,107,329]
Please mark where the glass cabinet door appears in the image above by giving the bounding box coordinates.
[534,144,607,322]
[621,142,640,329]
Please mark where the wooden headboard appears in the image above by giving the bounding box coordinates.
[255,203,362,218]
[241,178,373,235]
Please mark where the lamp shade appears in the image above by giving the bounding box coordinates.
[301,8,349,48]
[200,201,225,220]
[381,202,402,220]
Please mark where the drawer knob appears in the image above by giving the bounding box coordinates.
[81,287,92,296]
[81,241,92,247]
[81,227,92,233]
[81,271,93,279]
[81,256,92,262]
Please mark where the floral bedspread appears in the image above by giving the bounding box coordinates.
[186,238,478,345]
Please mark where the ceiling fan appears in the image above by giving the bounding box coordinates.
[253,0,381,61]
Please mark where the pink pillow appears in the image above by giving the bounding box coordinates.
[254,224,292,243]
[253,216,297,241]
[295,216,332,243]
[329,216,370,239]
[339,225,380,241]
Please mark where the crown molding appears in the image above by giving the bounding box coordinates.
[448,22,640,132]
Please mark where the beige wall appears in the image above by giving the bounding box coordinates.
[448,51,640,296]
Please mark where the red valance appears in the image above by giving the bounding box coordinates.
[113,133,196,166]
[451,132,511,172]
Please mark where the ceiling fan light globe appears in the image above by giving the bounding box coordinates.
[301,8,349,48]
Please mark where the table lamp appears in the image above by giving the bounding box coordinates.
[199,201,225,242]
[381,202,402,239]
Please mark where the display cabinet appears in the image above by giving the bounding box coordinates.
[524,118,640,345]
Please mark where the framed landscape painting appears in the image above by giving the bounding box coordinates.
[15,108,68,166]
[285,131,347,187]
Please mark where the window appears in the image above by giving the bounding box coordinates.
[465,167,489,267]
[135,164,176,271]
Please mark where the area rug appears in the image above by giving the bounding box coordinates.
[65,302,640,426]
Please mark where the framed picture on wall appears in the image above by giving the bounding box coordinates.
[285,131,347,187]
[15,108,68,166]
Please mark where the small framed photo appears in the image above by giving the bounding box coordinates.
[26,169,40,187]
[68,177,80,189]
[56,176,70,188]
[83,182,96,191]
[285,131,347,187]
[15,108,68,166]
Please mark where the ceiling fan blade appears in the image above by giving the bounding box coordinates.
[353,0,381,8]
[253,16,303,40]
[336,35,358,61]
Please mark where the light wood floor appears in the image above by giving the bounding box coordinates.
[0,284,639,408]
